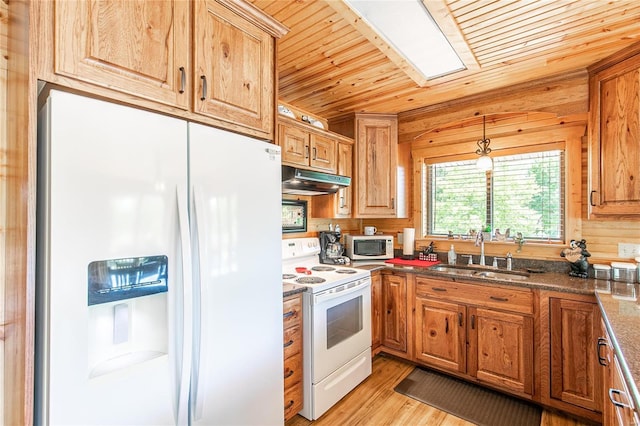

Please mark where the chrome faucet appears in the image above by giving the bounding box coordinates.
[475,231,485,266]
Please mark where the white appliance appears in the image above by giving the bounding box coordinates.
[35,90,284,425]
[345,234,394,260]
[282,238,371,420]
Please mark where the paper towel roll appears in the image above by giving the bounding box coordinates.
[403,228,415,257]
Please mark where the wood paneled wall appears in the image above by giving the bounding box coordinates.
[368,71,640,263]
[0,0,7,422]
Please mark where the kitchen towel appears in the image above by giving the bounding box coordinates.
[385,258,440,268]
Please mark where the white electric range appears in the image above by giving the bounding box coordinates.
[282,238,371,420]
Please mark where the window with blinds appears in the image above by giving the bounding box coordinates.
[424,150,564,241]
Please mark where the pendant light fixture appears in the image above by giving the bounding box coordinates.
[476,115,493,171]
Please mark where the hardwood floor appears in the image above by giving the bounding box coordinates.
[286,354,591,426]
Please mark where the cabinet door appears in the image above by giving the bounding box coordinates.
[54,0,189,108]
[550,297,602,411]
[382,273,407,353]
[588,54,640,217]
[371,271,382,352]
[194,0,275,135]
[468,307,534,396]
[310,134,337,173]
[336,142,353,216]
[356,115,398,217]
[280,124,310,167]
[414,297,466,374]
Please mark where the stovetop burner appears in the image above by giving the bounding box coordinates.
[283,274,297,280]
[335,269,357,274]
[311,266,336,272]
[296,276,326,284]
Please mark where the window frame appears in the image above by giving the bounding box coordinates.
[411,130,582,250]
[423,147,566,241]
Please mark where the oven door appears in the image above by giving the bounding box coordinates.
[311,279,371,383]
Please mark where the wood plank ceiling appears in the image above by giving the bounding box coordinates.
[248,0,640,120]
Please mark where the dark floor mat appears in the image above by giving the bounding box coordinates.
[394,367,542,426]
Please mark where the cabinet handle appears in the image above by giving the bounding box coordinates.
[392,197,395,209]
[339,196,345,208]
[284,369,295,379]
[471,315,475,330]
[312,147,317,160]
[305,145,310,159]
[458,312,463,327]
[590,190,597,206]
[285,400,295,410]
[179,67,186,94]
[200,75,207,101]
[283,311,295,319]
[489,296,508,302]
[431,287,447,292]
[597,337,609,366]
[283,339,294,348]
[445,317,449,334]
[609,388,632,409]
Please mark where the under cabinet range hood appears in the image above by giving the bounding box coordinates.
[282,165,351,195]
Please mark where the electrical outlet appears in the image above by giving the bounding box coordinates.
[618,243,640,259]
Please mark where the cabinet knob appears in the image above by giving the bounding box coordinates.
[590,190,597,206]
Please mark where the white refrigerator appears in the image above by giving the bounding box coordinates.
[35,90,284,425]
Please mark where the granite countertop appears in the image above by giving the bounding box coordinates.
[596,287,640,411]
[352,261,599,295]
[282,282,307,298]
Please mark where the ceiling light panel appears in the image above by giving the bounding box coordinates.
[344,0,466,80]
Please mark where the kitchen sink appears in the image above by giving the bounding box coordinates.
[472,270,529,281]
[429,265,529,281]
[429,265,477,276]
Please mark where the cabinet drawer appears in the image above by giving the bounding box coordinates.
[284,353,303,389]
[416,277,533,314]
[283,295,302,328]
[284,378,303,421]
[284,324,302,359]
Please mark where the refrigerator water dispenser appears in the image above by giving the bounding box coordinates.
[87,256,169,378]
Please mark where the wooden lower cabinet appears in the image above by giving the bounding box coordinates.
[539,290,602,423]
[413,277,534,397]
[469,307,534,396]
[414,297,466,373]
[601,319,640,426]
[371,271,382,353]
[283,294,303,421]
[381,271,409,356]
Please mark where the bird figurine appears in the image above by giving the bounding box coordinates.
[494,228,511,241]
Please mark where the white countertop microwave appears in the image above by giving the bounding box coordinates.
[345,235,394,260]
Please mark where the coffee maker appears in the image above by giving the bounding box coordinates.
[319,231,350,265]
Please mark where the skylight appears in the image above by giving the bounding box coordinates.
[344,0,466,80]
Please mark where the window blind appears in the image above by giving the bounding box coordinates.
[426,150,564,241]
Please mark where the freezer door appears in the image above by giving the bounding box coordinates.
[36,91,190,425]
[188,123,284,425]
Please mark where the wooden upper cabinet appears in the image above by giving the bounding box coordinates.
[278,119,338,174]
[588,48,640,218]
[356,114,398,217]
[54,0,190,108]
[329,113,399,218]
[194,0,275,135]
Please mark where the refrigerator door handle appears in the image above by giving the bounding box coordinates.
[176,185,194,426]
[190,186,206,421]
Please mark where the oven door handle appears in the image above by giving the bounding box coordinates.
[314,280,370,305]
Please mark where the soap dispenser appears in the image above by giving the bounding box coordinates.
[448,245,457,265]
